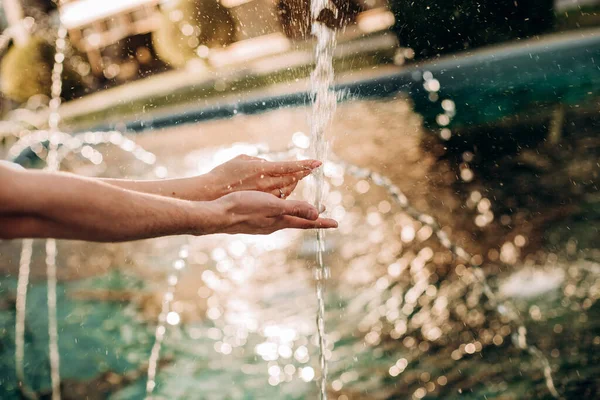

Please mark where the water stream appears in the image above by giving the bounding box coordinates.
[44,23,69,400]
[309,1,338,398]
[10,19,156,400]
[13,21,68,400]
[145,246,189,399]
[338,159,562,399]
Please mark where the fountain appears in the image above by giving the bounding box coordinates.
[10,19,69,400]
[145,246,189,399]
[8,16,156,400]
[2,3,599,400]
[3,106,592,400]
[309,0,337,398]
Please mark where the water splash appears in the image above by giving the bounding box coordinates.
[146,246,189,399]
[43,23,68,400]
[14,239,36,400]
[9,20,156,400]
[338,159,562,400]
[309,1,337,398]
[9,129,156,166]
[260,124,563,398]
[417,70,561,398]
[12,22,68,400]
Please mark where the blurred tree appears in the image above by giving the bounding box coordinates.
[152,0,236,68]
[21,0,57,14]
[1,36,83,104]
[388,0,555,60]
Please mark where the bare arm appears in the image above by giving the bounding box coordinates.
[0,164,209,241]
[100,156,320,201]
[100,176,211,200]
[0,164,336,242]
[0,214,101,240]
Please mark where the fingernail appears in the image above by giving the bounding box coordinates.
[318,205,326,213]
[311,161,322,169]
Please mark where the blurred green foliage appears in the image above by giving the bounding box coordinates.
[152,0,235,68]
[388,0,555,59]
[0,36,83,104]
[0,270,154,399]
[1,36,53,104]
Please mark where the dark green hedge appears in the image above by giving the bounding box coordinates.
[388,0,555,60]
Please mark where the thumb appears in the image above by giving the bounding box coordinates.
[272,199,319,221]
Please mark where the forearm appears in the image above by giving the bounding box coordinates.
[0,214,83,241]
[101,175,222,201]
[0,168,219,242]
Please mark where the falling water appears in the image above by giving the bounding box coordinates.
[309,1,337,398]
[5,5,157,398]
[246,140,563,398]
[145,246,189,399]
[414,70,561,398]
[14,239,35,399]
[10,129,155,398]
[4,5,562,399]
[12,21,67,400]
[338,160,562,399]
[43,23,68,400]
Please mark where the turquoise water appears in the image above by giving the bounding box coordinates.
[0,271,155,397]
[0,164,598,399]
[1,32,600,400]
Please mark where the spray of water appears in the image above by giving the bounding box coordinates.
[14,239,36,400]
[12,22,68,400]
[11,19,156,400]
[145,246,189,399]
[41,23,69,400]
[6,7,559,400]
[412,70,561,398]
[309,1,337,398]
[260,138,562,398]
[338,160,562,399]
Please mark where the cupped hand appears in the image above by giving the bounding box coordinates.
[207,155,321,200]
[205,191,337,235]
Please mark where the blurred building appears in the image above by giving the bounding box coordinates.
[59,0,163,78]
[57,0,394,80]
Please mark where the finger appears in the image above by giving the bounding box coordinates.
[273,199,319,220]
[270,181,299,198]
[261,170,311,191]
[278,216,338,230]
[234,154,256,161]
[264,160,322,175]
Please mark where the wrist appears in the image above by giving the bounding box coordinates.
[186,199,232,235]
[197,172,227,201]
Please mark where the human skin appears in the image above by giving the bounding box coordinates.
[0,157,337,242]
[101,154,318,201]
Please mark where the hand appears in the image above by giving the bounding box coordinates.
[204,191,337,235]
[206,155,321,199]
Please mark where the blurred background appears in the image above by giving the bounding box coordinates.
[0,0,599,399]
